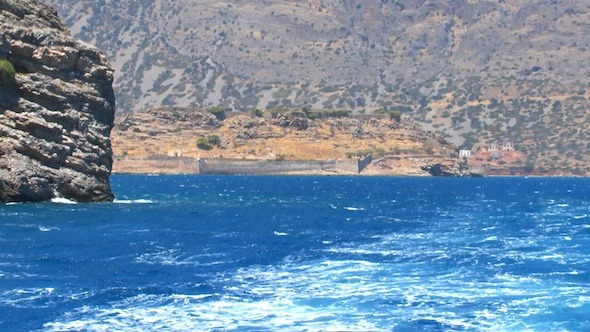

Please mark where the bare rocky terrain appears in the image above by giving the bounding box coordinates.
[43,0,590,175]
[0,0,115,202]
[113,107,484,176]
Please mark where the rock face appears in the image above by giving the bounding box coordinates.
[0,0,115,203]
[421,161,467,177]
[420,159,487,177]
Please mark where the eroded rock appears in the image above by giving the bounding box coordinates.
[0,0,115,203]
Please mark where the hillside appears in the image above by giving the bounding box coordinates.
[111,107,470,176]
[42,0,590,174]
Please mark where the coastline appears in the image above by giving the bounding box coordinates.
[112,155,432,176]
[112,155,588,177]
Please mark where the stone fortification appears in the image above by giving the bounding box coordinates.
[0,0,115,202]
[198,158,360,175]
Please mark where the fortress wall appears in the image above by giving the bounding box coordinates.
[113,156,198,174]
[113,156,364,174]
[198,158,360,174]
[335,159,360,173]
[358,154,373,173]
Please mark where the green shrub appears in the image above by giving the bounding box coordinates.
[374,108,387,116]
[252,108,264,117]
[207,135,221,147]
[389,110,402,122]
[302,107,317,120]
[209,106,226,121]
[325,109,350,118]
[0,59,16,87]
[196,137,213,150]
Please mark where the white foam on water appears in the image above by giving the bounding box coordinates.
[44,247,589,332]
[135,248,228,267]
[38,226,60,232]
[113,199,155,204]
[494,273,540,284]
[44,292,385,332]
[45,258,391,330]
[343,207,365,211]
[419,316,475,330]
[326,247,401,257]
[1,287,55,307]
[539,253,565,261]
[135,249,193,266]
[274,231,289,236]
[50,197,77,204]
[5,223,40,229]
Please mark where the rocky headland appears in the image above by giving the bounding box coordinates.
[0,0,115,202]
[111,107,474,176]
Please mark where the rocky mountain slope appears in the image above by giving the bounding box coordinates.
[0,0,115,202]
[43,0,589,174]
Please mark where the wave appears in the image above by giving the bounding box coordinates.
[43,254,567,332]
[44,260,379,329]
[1,287,56,307]
[113,199,155,204]
[50,197,77,204]
[135,249,193,266]
[44,292,385,332]
[38,226,60,232]
[343,206,365,211]
[2,223,61,233]
[134,249,228,267]
[325,247,401,257]
[39,240,590,332]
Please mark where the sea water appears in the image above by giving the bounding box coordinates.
[1,175,589,331]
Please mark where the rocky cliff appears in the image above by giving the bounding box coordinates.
[0,0,115,203]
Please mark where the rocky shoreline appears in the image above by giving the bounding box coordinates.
[111,155,482,177]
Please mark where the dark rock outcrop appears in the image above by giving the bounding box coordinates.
[0,0,115,202]
[421,159,486,177]
[421,163,462,177]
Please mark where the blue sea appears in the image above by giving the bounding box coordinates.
[1,175,589,331]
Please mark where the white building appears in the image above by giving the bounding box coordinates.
[502,142,515,151]
[459,150,471,158]
[488,143,499,151]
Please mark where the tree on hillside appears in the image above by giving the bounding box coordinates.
[389,110,402,122]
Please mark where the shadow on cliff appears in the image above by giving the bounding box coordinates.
[0,83,19,111]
